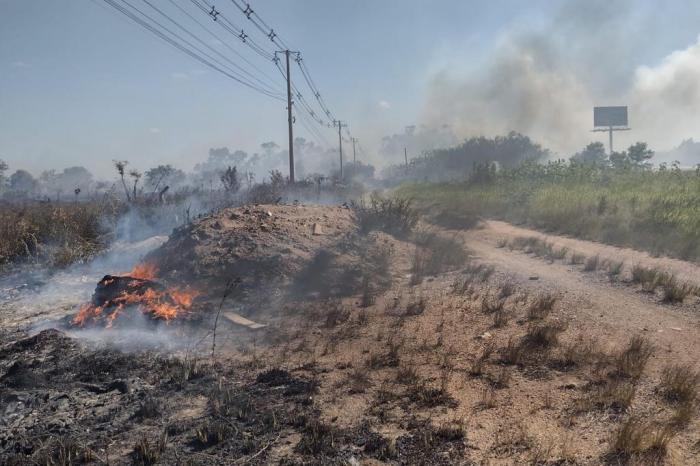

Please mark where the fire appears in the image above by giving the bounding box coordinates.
[128,262,158,280]
[71,261,200,328]
[72,285,199,328]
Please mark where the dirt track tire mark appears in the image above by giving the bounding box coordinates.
[458,221,700,368]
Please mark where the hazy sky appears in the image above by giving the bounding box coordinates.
[2,0,700,177]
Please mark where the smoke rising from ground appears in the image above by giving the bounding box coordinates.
[422,0,700,155]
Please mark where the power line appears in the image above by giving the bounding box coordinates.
[296,107,330,147]
[193,0,275,61]
[142,0,283,96]
[164,0,283,93]
[228,1,349,136]
[229,0,289,50]
[101,0,284,100]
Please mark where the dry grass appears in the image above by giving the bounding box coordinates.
[582,379,637,413]
[583,255,600,271]
[522,322,566,350]
[526,293,557,320]
[500,337,525,366]
[606,260,625,281]
[352,194,418,238]
[661,276,696,303]
[462,263,495,283]
[614,336,654,380]
[492,308,510,328]
[133,431,168,465]
[631,265,667,292]
[558,335,599,369]
[659,363,700,404]
[570,252,586,265]
[410,231,468,284]
[469,342,495,376]
[0,201,114,268]
[608,418,673,464]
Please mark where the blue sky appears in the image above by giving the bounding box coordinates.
[2,0,700,177]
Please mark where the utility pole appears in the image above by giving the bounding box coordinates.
[351,137,357,165]
[351,137,358,178]
[404,147,408,173]
[333,120,346,179]
[275,50,299,183]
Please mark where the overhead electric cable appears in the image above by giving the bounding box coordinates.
[102,0,284,100]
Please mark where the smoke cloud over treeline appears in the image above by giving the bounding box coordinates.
[422,0,700,155]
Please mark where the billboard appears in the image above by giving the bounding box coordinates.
[594,106,628,127]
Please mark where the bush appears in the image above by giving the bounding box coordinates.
[0,201,114,268]
[352,194,418,238]
[410,231,468,283]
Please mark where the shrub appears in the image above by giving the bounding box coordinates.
[583,255,600,272]
[661,276,696,303]
[352,194,418,237]
[410,231,468,282]
[606,260,624,281]
[570,252,586,265]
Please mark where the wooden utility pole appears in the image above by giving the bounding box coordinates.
[284,50,295,183]
[334,120,346,178]
[351,137,357,178]
[404,147,408,173]
[352,137,357,165]
[276,50,300,183]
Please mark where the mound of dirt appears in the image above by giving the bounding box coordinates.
[146,204,357,294]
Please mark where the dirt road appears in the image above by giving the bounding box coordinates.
[461,220,700,369]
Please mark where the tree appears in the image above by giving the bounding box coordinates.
[0,159,8,185]
[129,169,142,201]
[9,169,37,195]
[114,160,131,201]
[269,169,285,187]
[220,166,240,192]
[572,142,607,165]
[145,164,185,191]
[609,151,629,169]
[627,142,654,167]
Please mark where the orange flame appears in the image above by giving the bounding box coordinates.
[72,281,200,327]
[128,262,158,280]
[71,260,202,328]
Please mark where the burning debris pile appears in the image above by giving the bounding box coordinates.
[71,262,199,328]
[69,204,356,328]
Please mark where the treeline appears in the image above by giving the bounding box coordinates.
[399,141,700,261]
[381,132,549,182]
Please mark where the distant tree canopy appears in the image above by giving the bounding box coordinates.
[432,132,549,170]
[381,132,549,182]
[571,142,607,165]
[9,169,37,194]
[571,141,654,169]
[220,166,240,193]
[145,164,186,190]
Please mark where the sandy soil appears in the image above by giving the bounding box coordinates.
[465,220,700,367]
[3,208,700,465]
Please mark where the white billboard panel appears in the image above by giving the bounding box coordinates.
[594,106,628,127]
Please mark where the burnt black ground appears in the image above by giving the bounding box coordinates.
[0,329,468,465]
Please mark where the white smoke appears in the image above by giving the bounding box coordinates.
[422,1,700,155]
[631,36,700,151]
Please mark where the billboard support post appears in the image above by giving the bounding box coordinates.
[592,106,631,155]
